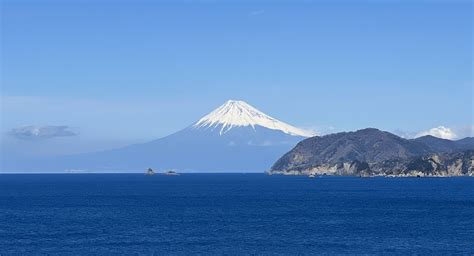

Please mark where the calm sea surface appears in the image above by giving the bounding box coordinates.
[0,174,473,255]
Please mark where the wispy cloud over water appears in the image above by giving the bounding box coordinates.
[9,125,78,140]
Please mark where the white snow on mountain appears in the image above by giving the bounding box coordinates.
[193,100,315,137]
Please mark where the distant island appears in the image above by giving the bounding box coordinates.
[269,128,474,177]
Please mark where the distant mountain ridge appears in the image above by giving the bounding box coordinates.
[414,135,474,153]
[270,128,474,176]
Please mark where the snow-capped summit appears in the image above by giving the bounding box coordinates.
[193,100,314,137]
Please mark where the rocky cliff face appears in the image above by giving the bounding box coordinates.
[371,150,474,177]
[270,128,474,177]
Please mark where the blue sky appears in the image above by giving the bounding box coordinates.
[1,0,472,156]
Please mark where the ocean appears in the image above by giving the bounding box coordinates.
[0,174,473,255]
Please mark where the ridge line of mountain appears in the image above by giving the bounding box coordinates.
[269,128,474,177]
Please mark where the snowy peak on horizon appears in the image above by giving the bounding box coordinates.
[193,100,314,137]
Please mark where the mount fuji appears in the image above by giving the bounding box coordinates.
[193,100,312,137]
[40,100,314,172]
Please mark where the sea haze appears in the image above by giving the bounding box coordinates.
[1,174,473,254]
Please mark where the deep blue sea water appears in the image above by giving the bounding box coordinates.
[0,174,473,255]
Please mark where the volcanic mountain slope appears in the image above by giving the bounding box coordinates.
[270,128,474,176]
[48,100,314,172]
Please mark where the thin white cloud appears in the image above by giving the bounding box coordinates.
[301,128,319,137]
[301,125,337,137]
[9,125,78,140]
[415,126,458,140]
